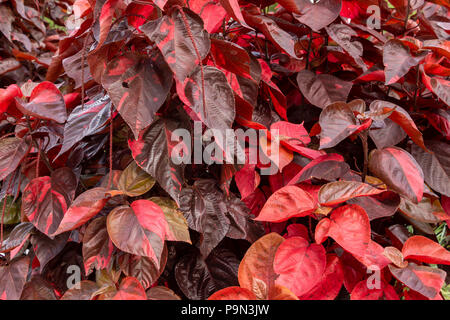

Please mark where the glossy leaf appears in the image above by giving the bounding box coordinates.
[22,168,77,236]
[140,8,210,82]
[52,187,110,236]
[383,39,428,85]
[0,257,30,300]
[346,191,400,220]
[82,216,115,275]
[315,204,371,256]
[58,93,112,156]
[296,70,353,109]
[129,109,190,204]
[285,0,342,31]
[119,245,167,289]
[402,235,450,265]
[411,140,450,196]
[112,277,147,300]
[369,147,424,203]
[183,65,236,130]
[106,200,168,267]
[118,161,156,197]
[255,185,316,222]
[299,254,344,300]
[318,181,385,206]
[273,236,327,296]
[149,197,191,244]
[175,248,240,300]
[0,137,31,182]
[389,263,446,299]
[102,52,173,139]
[319,101,365,149]
[238,233,284,299]
[15,81,67,123]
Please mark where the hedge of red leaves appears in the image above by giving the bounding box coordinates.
[0,0,449,300]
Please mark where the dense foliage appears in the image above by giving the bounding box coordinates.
[0,0,449,300]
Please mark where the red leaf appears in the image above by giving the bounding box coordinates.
[0,84,22,114]
[315,204,371,257]
[52,187,110,236]
[283,0,342,32]
[22,168,77,236]
[420,65,450,107]
[285,223,309,241]
[15,81,67,123]
[208,286,256,300]
[273,236,327,296]
[254,185,316,222]
[299,254,344,300]
[112,277,147,300]
[350,280,399,300]
[235,164,260,200]
[402,235,450,265]
[219,0,254,30]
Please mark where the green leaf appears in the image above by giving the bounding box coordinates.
[118,161,156,197]
[149,197,191,244]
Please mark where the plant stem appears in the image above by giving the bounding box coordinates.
[25,117,53,173]
[359,130,369,182]
[403,0,410,34]
[305,28,313,70]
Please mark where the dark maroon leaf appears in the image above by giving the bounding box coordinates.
[389,263,446,299]
[0,222,34,253]
[82,216,115,275]
[319,101,362,149]
[282,0,342,31]
[383,39,428,85]
[58,93,112,157]
[102,52,173,139]
[0,137,31,182]
[296,70,353,109]
[30,232,70,272]
[183,66,236,130]
[118,244,167,289]
[0,256,30,300]
[411,140,450,196]
[129,108,191,204]
[20,275,57,300]
[179,179,232,257]
[175,247,240,300]
[326,24,367,71]
[369,100,427,151]
[288,153,350,184]
[346,191,400,220]
[140,7,210,82]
